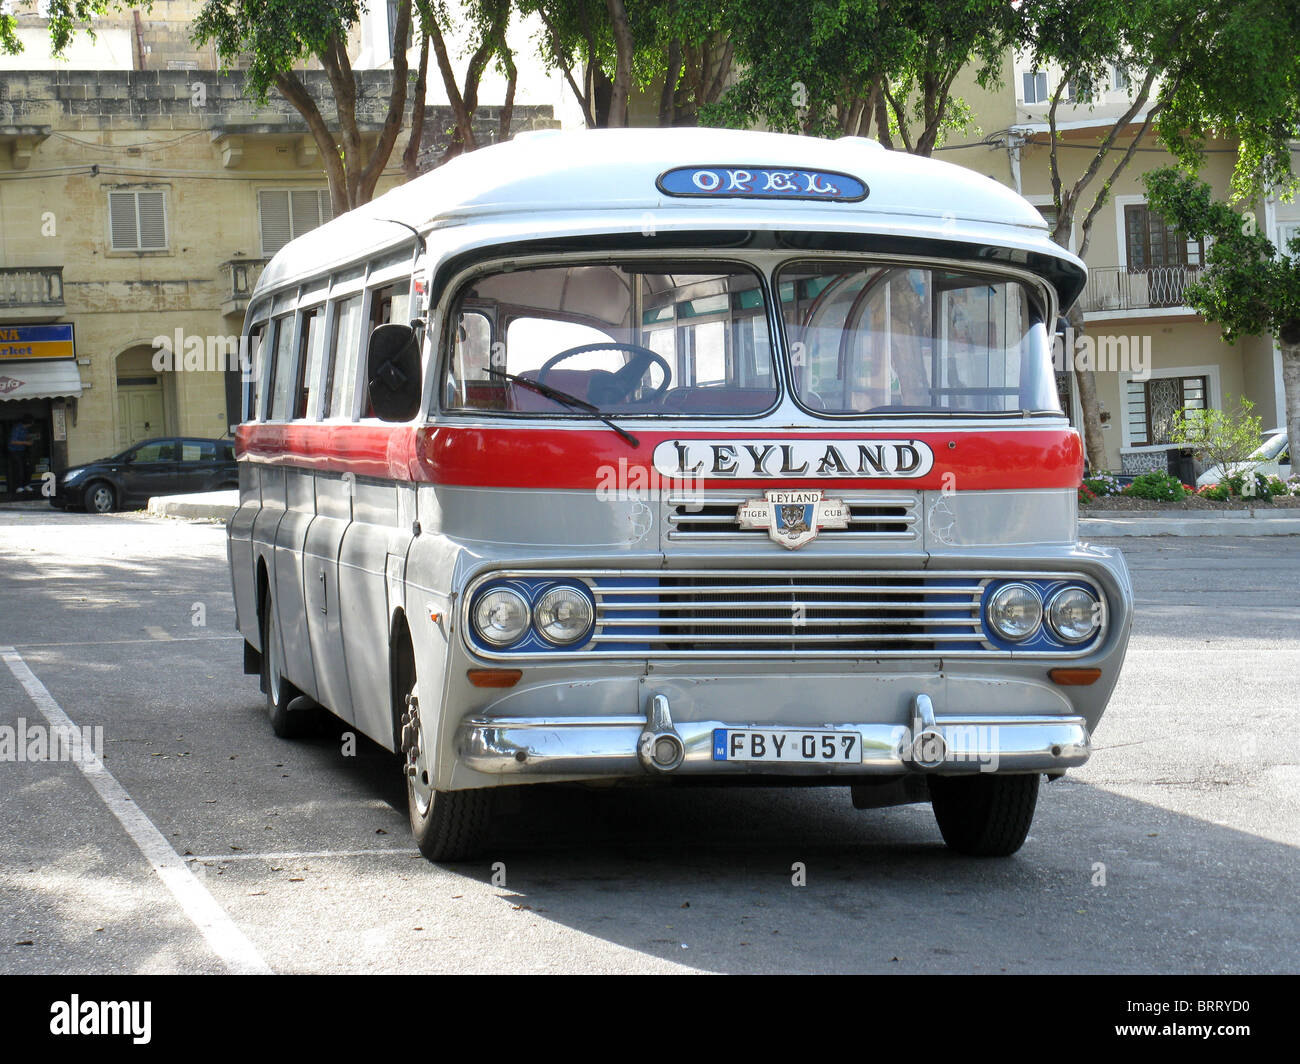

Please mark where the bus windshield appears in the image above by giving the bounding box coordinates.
[777,263,1062,416]
[443,263,778,417]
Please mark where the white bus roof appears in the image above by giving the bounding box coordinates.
[253,127,1087,307]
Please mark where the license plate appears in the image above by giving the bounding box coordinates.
[712,728,861,763]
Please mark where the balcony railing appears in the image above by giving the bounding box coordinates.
[1080,264,1202,314]
[0,266,65,313]
[220,257,268,318]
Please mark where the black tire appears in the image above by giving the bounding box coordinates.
[410,787,495,863]
[84,480,116,514]
[259,588,313,739]
[929,773,1039,857]
[399,668,493,862]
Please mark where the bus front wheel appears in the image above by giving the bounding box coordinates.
[402,681,493,862]
[929,773,1039,857]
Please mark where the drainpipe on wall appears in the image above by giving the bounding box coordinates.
[133,11,147,71]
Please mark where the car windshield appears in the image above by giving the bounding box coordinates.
[777,262,1061,416]
[443,263,778,417]
[1253,433,1288,460]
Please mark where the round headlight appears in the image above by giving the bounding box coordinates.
[1046,586,1101,644]
[533,585,594,645]
[986,582,1043,641]
[473,587,530,646]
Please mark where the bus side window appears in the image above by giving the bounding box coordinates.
[266,314,296,420]
[323,294,364,419]
[293,306,326,420]
[368,280,411,331]
[361,280,411,417]
[244,321,267,421]
[449,311,497,408]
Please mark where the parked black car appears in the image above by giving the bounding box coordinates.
[51,437,238,513]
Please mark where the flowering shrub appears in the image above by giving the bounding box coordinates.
[1123,471,1193,502]
[1223,470,1278,501]
[1079,484,1098,504]
[1199,482,1232,501]
[1082,472,1124,496]
[1287,474,1300,496]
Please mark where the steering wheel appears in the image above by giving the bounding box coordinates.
[537,342,672,405]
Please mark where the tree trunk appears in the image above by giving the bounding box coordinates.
[1281,340,1300,481]
[402,34,430,180]
[605,0,634,127]
[1066,299,1108,473]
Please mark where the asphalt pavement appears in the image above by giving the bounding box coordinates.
[0,503,1296,974]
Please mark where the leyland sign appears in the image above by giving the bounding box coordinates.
[0,323,76,361]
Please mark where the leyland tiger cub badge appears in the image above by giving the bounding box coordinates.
[737,490,849,549]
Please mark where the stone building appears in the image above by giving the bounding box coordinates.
[0,3,556,492]
[938,55,1295,475]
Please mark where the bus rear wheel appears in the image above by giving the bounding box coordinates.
[260,588,313,739]
[401,681,493,861]
[929,773,1039,857]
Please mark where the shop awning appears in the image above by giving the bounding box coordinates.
[0,359,83,401]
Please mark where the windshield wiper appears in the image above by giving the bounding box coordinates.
[486,368,640,447]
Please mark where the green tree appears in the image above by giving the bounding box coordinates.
[1169,395,1266,483]
[1144,167,1300,476]
[520,0,730,127]
[706,0,1015,154]
[1020,0,1300,471]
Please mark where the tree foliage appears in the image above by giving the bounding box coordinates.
[1145,166,1300,466]
[519,0,730,127]
[1021,0,1300,471]
[193,0,414,213]
[705,0,1016,155]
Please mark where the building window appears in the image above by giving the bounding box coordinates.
[1127,374,1208,446]
[1022,70,1049,104]
[108,190,168,251]
[1055,371,1076,428]
[1124,203,1204,270]
[1110,63,1130,92]
[1279,223,1300,256]
[259,189,333,257]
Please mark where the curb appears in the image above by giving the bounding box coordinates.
[147,491,238,522]
[1081,516,1300,537]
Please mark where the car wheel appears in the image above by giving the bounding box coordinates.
[401,678,494,862]
[85,481,116,514]
[929,773,1039,857]
[260,587,313,739]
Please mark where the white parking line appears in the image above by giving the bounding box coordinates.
[1,646,273,975]
[189,848,416,863]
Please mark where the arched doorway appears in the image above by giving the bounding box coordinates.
[115,345,173,449]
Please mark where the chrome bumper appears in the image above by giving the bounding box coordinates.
[456,695,1090,777]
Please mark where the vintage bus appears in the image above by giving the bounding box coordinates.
[229,128,1132,861]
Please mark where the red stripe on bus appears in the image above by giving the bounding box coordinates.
[236,424,1083,490]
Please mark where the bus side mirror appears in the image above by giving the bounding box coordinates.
[366,323,422,422]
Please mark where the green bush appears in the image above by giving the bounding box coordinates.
[1225,470,1277,501]
[1199,482,1232,501]
[1123,471,1192,502]
[1082,472,1124,496]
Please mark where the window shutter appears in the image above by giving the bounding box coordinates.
[136,191,167,250]
[109,191,140,250]
[318,189,333,224]
[290,189,322,239]
[259,190,292,256]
